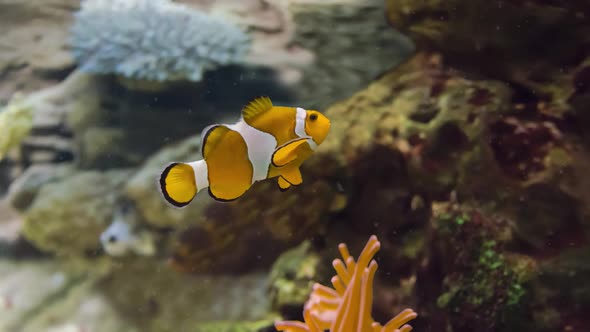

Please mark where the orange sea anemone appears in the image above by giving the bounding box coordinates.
[274,235,417,332]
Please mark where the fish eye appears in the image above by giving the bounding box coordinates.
[309,113,318,121]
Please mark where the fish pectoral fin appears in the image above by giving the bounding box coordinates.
[280,167,303,186]
[159,162,197,208]
[278,176,291,191]
[271,138,308,167]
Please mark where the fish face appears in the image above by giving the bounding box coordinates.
[304,110,331,145]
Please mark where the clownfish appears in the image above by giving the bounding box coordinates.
[158,96,331,207]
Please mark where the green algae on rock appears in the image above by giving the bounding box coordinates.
[426,202,536,332]
[267,240,325,315]
[0,94,33,161]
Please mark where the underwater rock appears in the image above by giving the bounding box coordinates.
[165,183,331,274]
[15,70,107,169]
[385,0,589,59]
[70,0,251,84]
[144,51,587,276]
[385,0,590,123]
[0,259,137,332]
[267,240,325,316]
[18,278,138,332]
[0,198,24,247]
[535,246,590,331]
[22,169,132,257]
[99,261,271,332]
[0,0,77,72]
[0,260,76,332]
[417,202,537,332]
[179,0,413,108]
[308,51,588,253]
[0,0,77,101]
[6,163,73,212]
[285,0,414,108]
[162,173,337,274]
[0,257,273,332]
[6,68,222,174]
[250,51,589,330]
[296,52,510,251]
[78,127,135,169]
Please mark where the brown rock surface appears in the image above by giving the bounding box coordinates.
[0,0,79,102]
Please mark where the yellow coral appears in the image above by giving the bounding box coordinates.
[0,93,33,160]
[275,235,417,332]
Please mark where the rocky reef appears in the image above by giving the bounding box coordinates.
[1,0,590,331]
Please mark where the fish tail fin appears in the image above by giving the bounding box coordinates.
[159,160,208,208]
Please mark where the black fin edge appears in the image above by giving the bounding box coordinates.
[280,175,301,187]
[278,177,291,192]
[158,162,194,208]
[201,124,222,158]
[208,187,242,203]
[279,185,290,192]
[271,137,308,168]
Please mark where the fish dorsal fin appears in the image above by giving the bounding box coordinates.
[271,137,308,167]
[241,96,273,123]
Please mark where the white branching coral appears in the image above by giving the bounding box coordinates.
[70,0,251,82]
